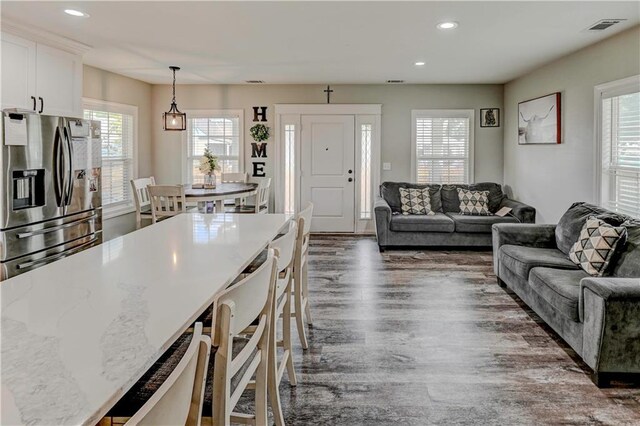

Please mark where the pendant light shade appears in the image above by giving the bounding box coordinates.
[163,66,186,131]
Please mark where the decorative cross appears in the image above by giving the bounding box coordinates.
[324,85,334,104]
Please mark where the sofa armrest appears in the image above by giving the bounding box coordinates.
[580,277,640,376]
[492,223,557,276]
[500,198,536,223]
[374,197,392,247]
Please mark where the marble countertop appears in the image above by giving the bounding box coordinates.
[1,213,291,425]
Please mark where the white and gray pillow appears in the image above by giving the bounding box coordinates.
[457,188,490,216]
[399,187,435,215]
[569,216,627,277]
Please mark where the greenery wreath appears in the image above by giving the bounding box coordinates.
[250,124,270,142]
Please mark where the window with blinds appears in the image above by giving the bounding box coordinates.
[186,113,242,184]
[83,102,137,212]
[598,77,640,218]
[412,110,474,184]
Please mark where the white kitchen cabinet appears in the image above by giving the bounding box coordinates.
[1,32,83,118]
[1,32,37,112]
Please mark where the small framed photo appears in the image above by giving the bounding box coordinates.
[480,108,500,127]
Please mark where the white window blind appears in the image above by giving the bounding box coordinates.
[83,102,136,212]
[186,112,242,184]
[412,110,474,184]
[599,79,640,218]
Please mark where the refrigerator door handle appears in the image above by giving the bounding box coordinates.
[16,234,97,270]
[16,212,97,239]
[53,126,65,207]
[63,125,74,205]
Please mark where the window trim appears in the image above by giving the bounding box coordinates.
[594,75,640,217]
[82,98,139,219]
[181,109,245,184]
[411,109,475,184]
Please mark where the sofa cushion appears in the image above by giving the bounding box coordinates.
[380,182,442,214]
[529,267,589,322]
[389,213,455,233]
[399,187,435,215]
[611,220,640,278]
[555,202,629,255]
[441,182,505,213]
[457,188,491,215]
[448,213,518,233]
[569,216,628,277]
[499,245,579,280]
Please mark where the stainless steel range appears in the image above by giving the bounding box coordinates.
[1,110,102,280]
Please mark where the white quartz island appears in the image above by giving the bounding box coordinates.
[1,213,291,425]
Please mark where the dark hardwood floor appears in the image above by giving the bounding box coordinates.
[275,235,640,425]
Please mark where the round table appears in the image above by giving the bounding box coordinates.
[184,182,258,212]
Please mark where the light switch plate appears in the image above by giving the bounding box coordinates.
[383,162,391,171]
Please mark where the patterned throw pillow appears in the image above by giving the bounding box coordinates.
[569,216,627,277]
[457,188,490,215]
[399,187,435,215]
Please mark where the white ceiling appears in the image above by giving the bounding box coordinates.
[2,1,639,85]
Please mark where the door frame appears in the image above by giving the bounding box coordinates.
[274,104,381,233]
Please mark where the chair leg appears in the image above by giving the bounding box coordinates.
[255,349,269,426]
[294,283,309,350]
[302,262,313,327]
[268,358,285,426]
[283,284,297,386]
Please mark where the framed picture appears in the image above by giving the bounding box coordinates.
[518,92,561,144]
[480,108,500,127]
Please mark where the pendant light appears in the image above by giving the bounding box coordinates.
[163,66,186,131]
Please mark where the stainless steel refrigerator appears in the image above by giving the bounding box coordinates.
[1,110,102,280]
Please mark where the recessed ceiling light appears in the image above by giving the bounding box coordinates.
[437,21,458,30]
[415,61,426,66]
[64,9,89,17]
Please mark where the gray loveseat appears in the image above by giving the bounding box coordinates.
[374,182,535,251]
[493,202,640,386]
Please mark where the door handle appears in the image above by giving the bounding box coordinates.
[348,177,353,182]
[38,97,44,113]
[63,125,74,205]
[16,213,97,239]
[31,96,36,111]
[348,169,353,174]
[53,127,64,207]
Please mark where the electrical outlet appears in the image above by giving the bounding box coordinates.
[383,162,392,171]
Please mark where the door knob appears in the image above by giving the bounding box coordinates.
[348,177,353,182]
[348,169,353,174]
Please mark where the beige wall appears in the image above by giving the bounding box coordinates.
[503,26,640,223]
[150,84,504,187]
[83,65,152,239]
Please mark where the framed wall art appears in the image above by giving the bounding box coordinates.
[518,92,561,144]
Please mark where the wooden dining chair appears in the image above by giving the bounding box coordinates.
[221,172,249,207]
[293,202,314,350]
[266,221,298,426]
[202,249,279,426]
[100,323,211,426]
[226,178,271,214]
[130,176,156,228]
[148,185,186,224]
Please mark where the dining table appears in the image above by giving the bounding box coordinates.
[184,182,258,213]
[0,212,291,425]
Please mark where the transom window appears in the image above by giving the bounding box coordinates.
[411,110,474,184]
[185,111,243,184]
[83,99,138,215]
[597,76,640,218]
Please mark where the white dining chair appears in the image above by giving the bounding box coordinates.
[266,221,298,426]
[148,185,186,223]
[293,202,314,349]
[130,176,156,228]
[203,249,279,426]
[221,172,249,207]
[101,323,211,426]
[227,177,270,214]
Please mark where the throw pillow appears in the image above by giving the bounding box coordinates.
[399,187,435,215]
[457,188,490,215]
[569,216,627,277]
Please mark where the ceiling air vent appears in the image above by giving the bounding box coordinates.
[386,80,405,84]
[586,19,625,31]
[246,80,265,84]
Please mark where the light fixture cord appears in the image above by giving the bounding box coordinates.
[172,68,177,103]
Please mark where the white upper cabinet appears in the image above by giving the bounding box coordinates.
[35,44,83,117]
[1,32,83,118]
[1,32,36,111]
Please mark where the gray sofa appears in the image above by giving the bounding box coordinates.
[374,182,535,250]
[493,202,640,387]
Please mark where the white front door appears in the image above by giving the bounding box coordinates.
[300,115,355,232]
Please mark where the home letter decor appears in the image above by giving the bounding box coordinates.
[253,106,267,122]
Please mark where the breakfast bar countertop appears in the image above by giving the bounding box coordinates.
[1,213,291,425]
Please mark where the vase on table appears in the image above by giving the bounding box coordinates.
[204,173,216,189]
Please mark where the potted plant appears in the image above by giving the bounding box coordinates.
[199,148,219,189]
